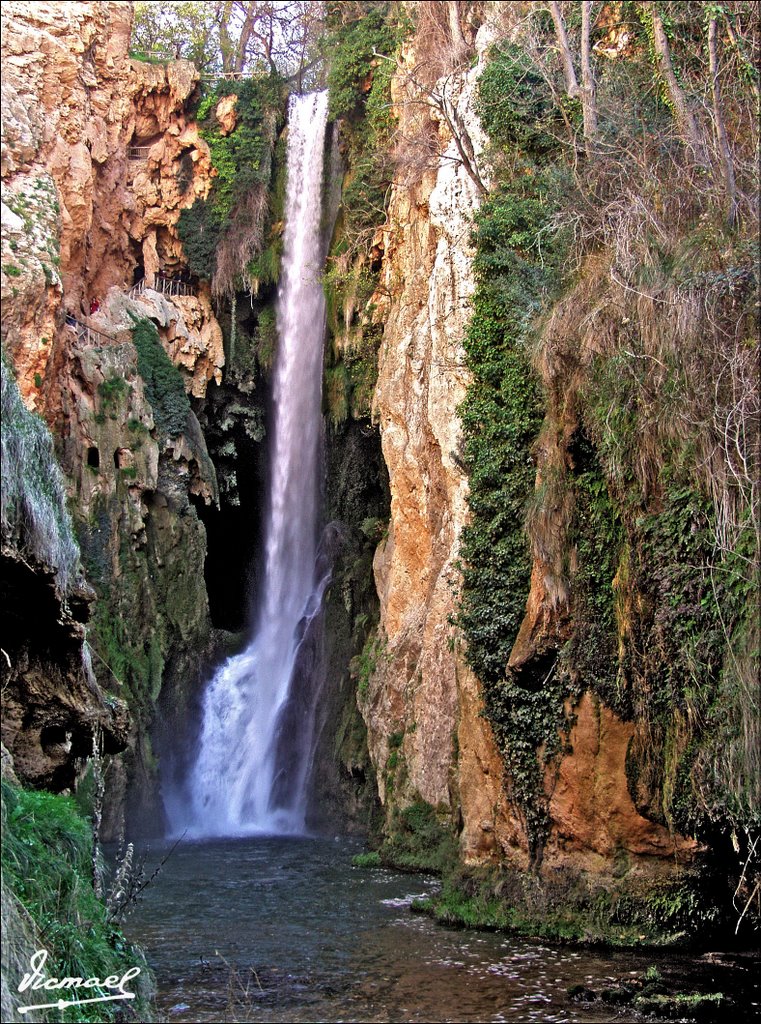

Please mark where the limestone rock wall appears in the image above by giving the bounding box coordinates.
[1,1,222,413]
[0,2,221,832]
[367,21,698,879]
[1,1,133,403]
[367,37,516,861]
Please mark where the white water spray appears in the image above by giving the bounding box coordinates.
[181,92,330,837]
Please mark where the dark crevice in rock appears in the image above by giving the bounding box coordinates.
[0,547,128,792]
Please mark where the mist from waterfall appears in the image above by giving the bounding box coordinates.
[175,91,331,837]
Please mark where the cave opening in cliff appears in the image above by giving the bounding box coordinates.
[189,434,265,633]
[40,724,69,755]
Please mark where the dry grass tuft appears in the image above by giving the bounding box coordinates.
[212,185,269,299]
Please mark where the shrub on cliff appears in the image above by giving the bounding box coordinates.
[324,2,400,122]
[381,799,458,874]
[177,75,285,297]
[1,780,153,1023]
[454,3,759,881]
[129,318,191,438]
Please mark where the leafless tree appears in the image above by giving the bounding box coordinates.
[218,1,324,78]
[642,1,709,166]
[548,1,599,158]
[133,1,324,80]
[708,14,738,227]
[377,2,487,194]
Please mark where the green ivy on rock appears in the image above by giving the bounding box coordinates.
[130,317,191,438]
[455,170,570,856]
[456,186,562,664]
[178,75,284,282]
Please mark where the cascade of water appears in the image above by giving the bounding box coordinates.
[180,92,330,837]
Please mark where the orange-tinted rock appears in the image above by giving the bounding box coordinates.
[545,693,698,871]
[366,39,511,861]
[1,1,220,414]
[215,93,239,136]
[367,20,698,885]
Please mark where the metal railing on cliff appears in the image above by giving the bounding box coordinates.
[129,49,175,62]
[128,277,196,300]
[128,145,153,161]
[64,314,119,348]
[200,70,247,82]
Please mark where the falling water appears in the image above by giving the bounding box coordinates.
[182,92,331,837]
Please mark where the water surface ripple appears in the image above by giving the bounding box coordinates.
[124,837,759,1023]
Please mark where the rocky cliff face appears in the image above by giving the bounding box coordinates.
[1,354,128,796]
[1,0,131,403]
[366,37,511,861]
[1,2,222,411]
[366,19,699,884]
[1,2,223,833]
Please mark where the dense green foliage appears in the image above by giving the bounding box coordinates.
[455,152,571,851]
[197,78,283,221]
[453,3,760,881]
[380,799,459,874]
[457,177,561,683]
[1,781,151,1023]
[351,850,382,868]
[176,196,224,280]
[0,351,80,593]
[177,76,284,288]
[327,5,399,249]
[130,317,191,437]
[560,437,623,712]
[478,43,565,157]
[457,50,574,717]
[415,859,725,947]
[322,3,402,426]
[324,2,399,122]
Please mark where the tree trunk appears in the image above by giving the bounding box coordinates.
[549,0,580,98]
[580,1,599,156]
[647,3,708,165]
[708,17,738,227]
[235,4,258,74]
[217,1,235,73]
[447,1,468,62]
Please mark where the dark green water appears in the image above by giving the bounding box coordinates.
[124,836,758,1023]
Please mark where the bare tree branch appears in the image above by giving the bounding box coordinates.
[374,50,488,196]
[708,16,738,227]
[644,1,709,165]
[549,0,580,98]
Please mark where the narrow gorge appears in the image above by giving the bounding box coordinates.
[184,90,332,838]
[1,2,758,1022]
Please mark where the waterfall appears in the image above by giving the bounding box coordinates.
[181,92,331,837]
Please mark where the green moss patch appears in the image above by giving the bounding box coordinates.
[1,781,153,1023]
[130,317,190,438]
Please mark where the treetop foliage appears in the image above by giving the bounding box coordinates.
[132,0,325,83]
